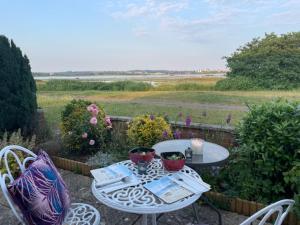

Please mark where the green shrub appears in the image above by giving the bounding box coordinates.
[0,129,36,177]
[127,115,173,147]
[220,100,300,215]
[215,77,261,90]
[225,32,300,89]
[38,80,152,91]
[61,99,111,154]
[0,36,37,135]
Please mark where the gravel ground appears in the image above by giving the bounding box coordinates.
[0,169,249,225]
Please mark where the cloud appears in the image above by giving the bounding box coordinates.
[160,8,237,42]
[112,0,188,19]
[109,0,300,41]
[267,10,300,25]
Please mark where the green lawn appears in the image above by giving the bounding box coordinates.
[38,88,300,130]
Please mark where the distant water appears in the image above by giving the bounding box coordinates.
[34,73,225,81]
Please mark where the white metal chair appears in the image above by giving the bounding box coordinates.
[0,145,101,225]
[240,199,295,225]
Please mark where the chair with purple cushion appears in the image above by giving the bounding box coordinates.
[0,145,101,225]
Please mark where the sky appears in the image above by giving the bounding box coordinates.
[0,0,299,72]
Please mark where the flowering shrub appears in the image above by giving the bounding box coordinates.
[127,115,173,147]
[61,99,111,154]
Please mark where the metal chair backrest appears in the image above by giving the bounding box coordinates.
[0,145,37,224]
[240,199,295,225]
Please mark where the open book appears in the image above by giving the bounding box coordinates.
[144,173,210,204]
[144,176,193,203]
[91,164,132,187]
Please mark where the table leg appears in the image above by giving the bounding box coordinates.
[151,214,157,225]
[142,214,147,225]
[201,195,223,225]
[131,215,142,225]
[192,202,201,224]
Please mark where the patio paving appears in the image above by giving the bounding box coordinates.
[0,169,249,225]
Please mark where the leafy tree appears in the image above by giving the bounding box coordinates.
[0,35,37,135]
[225,32,300,89]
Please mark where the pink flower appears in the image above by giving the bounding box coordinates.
[105,116,112,126]
[87,103,99,113]
[90,117,98,125]
[91,108,99,116]
[87,105,93,112]
[89,139,95,145]
[82,132,88,139]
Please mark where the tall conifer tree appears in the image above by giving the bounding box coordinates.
[0,35,37,135]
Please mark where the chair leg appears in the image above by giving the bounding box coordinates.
[201,195,223,225]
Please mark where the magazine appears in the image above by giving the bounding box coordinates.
[144,176,193,203]
[91,164,133,187]
[144,173,211,204]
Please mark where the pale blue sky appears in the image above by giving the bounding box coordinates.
[1,0,299,72]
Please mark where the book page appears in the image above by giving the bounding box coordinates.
[144,176,193,204]
[91,164,132,186]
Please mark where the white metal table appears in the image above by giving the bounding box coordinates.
[91,159,204,225]
[153,139,230,225]
[153,139,230,169]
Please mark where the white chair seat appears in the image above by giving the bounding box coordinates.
[240,199,295,225]
[64,203,101,225]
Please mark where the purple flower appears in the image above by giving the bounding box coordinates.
[162,130,168,138]
[173,130,181,139]
[188,131,195,138]
[150,114,155,120]
[226,114,232,124]
[185,116,192,127]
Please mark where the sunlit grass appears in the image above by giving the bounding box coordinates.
[37,77,300,131]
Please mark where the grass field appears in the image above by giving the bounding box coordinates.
[37,78,300,130]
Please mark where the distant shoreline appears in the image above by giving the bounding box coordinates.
[34,73,226,81]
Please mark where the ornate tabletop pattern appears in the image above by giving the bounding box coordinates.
[91,159,203,214]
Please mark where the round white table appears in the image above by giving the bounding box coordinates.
[91,159,204,225]
[153,139,230,169]
[153,139,230,225]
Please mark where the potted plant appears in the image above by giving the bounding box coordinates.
[129,147,155,164]
[161,152,185,171]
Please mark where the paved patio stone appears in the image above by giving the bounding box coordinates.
[0,169,249,225]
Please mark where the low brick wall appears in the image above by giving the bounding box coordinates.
[110,116,236,148]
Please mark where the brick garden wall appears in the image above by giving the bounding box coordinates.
[110,116,236,148]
